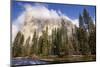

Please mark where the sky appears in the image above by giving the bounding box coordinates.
[12,1,96,22]
[11,1,96,42]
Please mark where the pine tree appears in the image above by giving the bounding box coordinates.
[79,14,84,29]
[51,28,56,55]
[83,8,90,25]
[12,31,24,57]
[77,27,90,55]
[78,8,95,55]
[20,34,24,57]
[88,17,95,33]
[88,25,96,55]
[51,28,60,56]
[30,31,38,55]
[56,28,61,56]
[24,37,31,56]
[72,26,80,55]
[42,26,49,56]
[38,36,43,55]
[60,21,68,56]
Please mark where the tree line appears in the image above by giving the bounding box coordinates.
[12,8,96,57]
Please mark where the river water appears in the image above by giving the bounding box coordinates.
[12,58,49,66]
